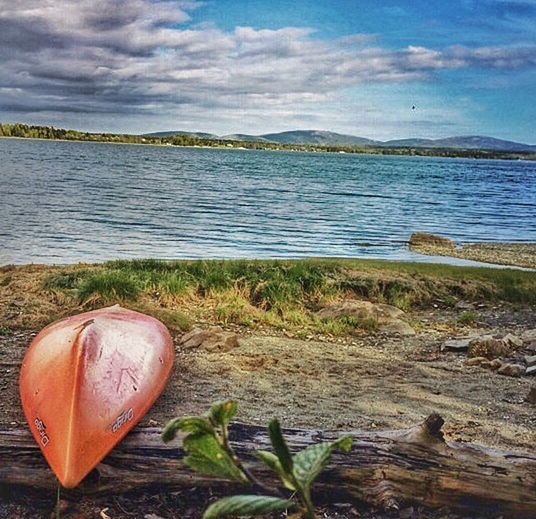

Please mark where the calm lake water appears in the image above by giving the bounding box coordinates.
[1,138,535,265]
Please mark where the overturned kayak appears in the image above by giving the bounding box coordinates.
[19,305,174,488]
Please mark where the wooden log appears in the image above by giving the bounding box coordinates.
[1,414,535,517]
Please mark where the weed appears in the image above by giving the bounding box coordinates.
[458,310,478,326]
[317,315,378,335]
[0,325,12,335]
[163,400,352,519]
[213,292,258,325]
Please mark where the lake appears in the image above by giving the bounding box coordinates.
[1,138,535,265]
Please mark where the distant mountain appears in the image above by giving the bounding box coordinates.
[221,133,272,142]
[382,138,436,147]
[143,129,535,152]
[431,136,535,152]
[383,135,536,152]
[260,130,379,146]
[144,130,219,139]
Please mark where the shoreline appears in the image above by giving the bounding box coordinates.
[409,241,536,269]
[1,134,535,161]
[2,242,535,270]
[1,251,534,271]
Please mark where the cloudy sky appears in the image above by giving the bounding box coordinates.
[0,0,535,141]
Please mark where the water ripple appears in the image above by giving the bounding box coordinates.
[1,139,535,264]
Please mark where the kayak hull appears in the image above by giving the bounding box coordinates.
[19,305,174,488]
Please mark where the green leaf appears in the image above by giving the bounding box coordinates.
[208,400,238,428]
[268,418,293,475]
[257,451,296,490]
[292,436,352,490]
[202,495,294,519]
[162,417,215,442]
[183,432,248,483]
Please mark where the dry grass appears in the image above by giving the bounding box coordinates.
[1,258,535,333]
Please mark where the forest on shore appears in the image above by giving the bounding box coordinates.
[1,122,535,161]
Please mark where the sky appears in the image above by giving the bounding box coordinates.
[0,0,535,142]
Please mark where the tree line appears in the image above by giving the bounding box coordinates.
[1,122,534,161]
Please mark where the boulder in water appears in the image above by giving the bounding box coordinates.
[408,232,455,249]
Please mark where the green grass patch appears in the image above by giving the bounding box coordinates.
[42,258,536,308]
[78,270,143,301]
[43,269,90,290]
[0,324,12,335]
[458,310,478,326]
[316,315,378,336]
[38,258,536,334]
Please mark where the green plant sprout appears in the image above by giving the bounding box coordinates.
[162,400,352,519]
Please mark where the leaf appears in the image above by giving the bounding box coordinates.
[202,495,294,519]
[257,450,296,490]
[183,432,248,483]
[162,417,214,442]
[292,436,352,490]
[208,400,238,428]
[268,418,293,475]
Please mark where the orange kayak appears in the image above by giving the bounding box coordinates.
[19,305,174,488]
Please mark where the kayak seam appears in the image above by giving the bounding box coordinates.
[63,322,87,485]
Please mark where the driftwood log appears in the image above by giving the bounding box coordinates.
[1,414,535,517]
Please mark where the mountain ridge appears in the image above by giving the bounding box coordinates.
[143,129,536,152]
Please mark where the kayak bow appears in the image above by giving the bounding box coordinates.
[19,305,174,488]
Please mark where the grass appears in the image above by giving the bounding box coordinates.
[78,271,143,301]
[458,310,478,326]
[0,325,12,335]
[1,258,535,332]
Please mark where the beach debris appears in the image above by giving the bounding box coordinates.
[485,358,504,370]
[525,355,536,367]
[521,329,536,343]
[526,366,536,376]
[467,335,518,359]
[465,357,488,366]
[502,333,523,349]
[526,386,536,404]
[455,301,475,310]
[442,337,473,351]
[180,326,240,352]
[497,363,524,377]
[526,341,536,352]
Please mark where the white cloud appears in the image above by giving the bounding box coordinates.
[0,0,535,134]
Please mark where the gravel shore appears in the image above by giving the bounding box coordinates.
[410,241,536,269]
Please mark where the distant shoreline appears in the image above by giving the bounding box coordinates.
[1,124,535,161]
[1,135,535,162]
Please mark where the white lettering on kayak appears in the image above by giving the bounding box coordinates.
[110,408,134,433]
[34,417,49,446]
